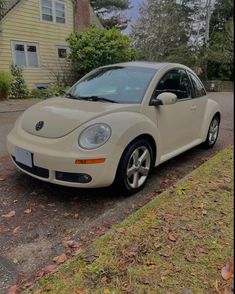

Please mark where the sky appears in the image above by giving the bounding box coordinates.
[124,0,142,33]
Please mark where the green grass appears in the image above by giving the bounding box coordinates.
[30,147,234,294]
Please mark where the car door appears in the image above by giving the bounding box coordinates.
[147,68,200,158]
[187,71,208,139]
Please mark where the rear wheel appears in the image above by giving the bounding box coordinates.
[203,115,220,148]
[114,140,153,195]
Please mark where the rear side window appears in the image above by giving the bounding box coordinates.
[188,72,206,98]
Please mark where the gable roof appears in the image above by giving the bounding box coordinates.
[0,0,20,20]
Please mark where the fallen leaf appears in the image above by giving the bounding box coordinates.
[221,261,234,280]
[13,226,20,233]
[53,253,67,265]
[2,210,16,218]
[83,254,99,263]
[137,277,153,285]
[66,240,81,249]
[116,228,126,233]
[43,264,57,274]
[12,258,18,264]
[8,285,17,294]
[48,203,56,207]
[196,247,208,254]
[23,282,33,288]
[154,242,162,250]
[168,233,177,242]
[197,203,204,210]
[24,208,32,214]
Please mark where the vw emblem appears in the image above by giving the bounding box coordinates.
[35,121,44,131]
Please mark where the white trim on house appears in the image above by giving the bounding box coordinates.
[11,40,40,69]
[39,0,67,25]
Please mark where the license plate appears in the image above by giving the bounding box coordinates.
[15,147,33,168]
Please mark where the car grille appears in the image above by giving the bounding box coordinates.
[12,156,49,178]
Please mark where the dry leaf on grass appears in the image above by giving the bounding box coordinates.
[221,261,234,280]
[8,285,17,294]
[43,264,57,274]
[2,210,16,218]
[168,233,177,242]
[53,253,67,265]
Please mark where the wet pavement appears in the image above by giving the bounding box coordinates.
[0,92,233,293]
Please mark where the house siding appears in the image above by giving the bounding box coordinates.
[0,0,74,89]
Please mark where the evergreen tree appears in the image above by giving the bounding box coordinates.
[0,0,6,19]
[207,0,234,80]
[90,0,130,30]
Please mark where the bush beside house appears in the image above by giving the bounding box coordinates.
[67,25,137,78]
[9,65,29,99]
[0,71,13,100]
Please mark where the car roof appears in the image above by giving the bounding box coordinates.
[103,61,187,70]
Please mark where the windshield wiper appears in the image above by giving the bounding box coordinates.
[79,96,118,103]
[65,93,80,100]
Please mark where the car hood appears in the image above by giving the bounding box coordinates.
[21,97,141,138]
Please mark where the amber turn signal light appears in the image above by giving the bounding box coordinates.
[75,158,106,164]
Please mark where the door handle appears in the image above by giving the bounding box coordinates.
[190,105,197,111]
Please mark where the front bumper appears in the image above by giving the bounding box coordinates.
[7,125,123,188]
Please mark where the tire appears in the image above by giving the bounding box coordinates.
[202,115,220,148]
[114,139,153,195]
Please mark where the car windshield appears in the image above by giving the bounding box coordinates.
[66,66,157,104]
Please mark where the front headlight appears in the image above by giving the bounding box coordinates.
[78,123,111,149]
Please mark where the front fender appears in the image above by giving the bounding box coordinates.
[83,112,162,166]
[201,98,221,141]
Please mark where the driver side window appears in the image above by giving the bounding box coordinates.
[155,69,191,100]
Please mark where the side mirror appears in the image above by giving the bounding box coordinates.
[150,92,177,106]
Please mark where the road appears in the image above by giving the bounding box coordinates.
[0,92,233,293]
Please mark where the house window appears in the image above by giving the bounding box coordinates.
[55,2,65,23]
[40,0,66,24]
[12,42,39,68]
[57,47,67,58]
[41,0,53,21]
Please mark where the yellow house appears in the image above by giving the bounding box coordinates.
[0,0,101,89]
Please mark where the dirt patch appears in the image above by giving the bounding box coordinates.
[7,238,53,274]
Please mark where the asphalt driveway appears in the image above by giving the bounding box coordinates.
[0,92,233,293]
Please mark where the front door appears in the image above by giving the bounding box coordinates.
[147,68,199,158]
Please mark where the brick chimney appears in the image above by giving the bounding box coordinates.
[75,0,91,32]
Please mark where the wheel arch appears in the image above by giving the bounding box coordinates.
[116,133,157,171]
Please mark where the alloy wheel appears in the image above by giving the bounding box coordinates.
[126,146,151,189]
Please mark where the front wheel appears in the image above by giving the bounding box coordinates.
[114,140,153,195]
[203,115,220,148]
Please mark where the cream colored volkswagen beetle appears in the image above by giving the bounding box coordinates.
[7,62,221,194]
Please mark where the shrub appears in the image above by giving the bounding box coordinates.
[0,71,13,100]
[10,64,29,98]
[30,86,67,99]
[67,25,137,78]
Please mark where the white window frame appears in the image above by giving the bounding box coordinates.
[11,41,40,69]
[56,45,69,59]
[40,0,67,25]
